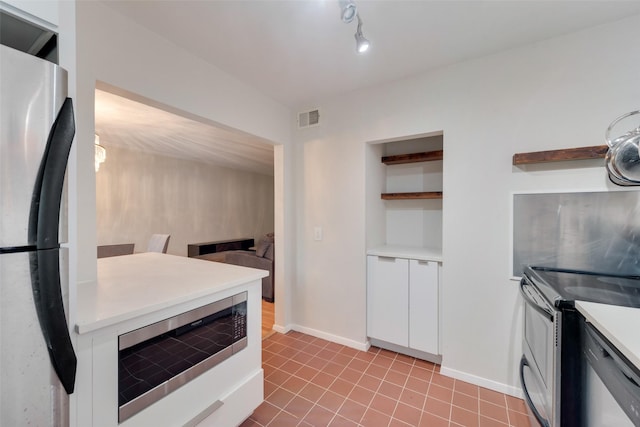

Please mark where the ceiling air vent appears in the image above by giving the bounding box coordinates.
[298,109,320,129]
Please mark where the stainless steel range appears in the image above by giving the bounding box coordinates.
[519,266,640,427]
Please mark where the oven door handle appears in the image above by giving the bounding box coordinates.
[520,355,551,427]
[519,279,554,322]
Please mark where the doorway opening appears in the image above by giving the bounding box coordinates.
[93,82,279,338]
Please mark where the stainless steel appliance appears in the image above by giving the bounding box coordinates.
[582,321,640,426]
[604,110,640,186]
[0,44,76,426]
[520,266,640,427]
[512,190,640,279]
[118,292,248,422]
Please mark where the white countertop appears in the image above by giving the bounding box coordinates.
[367,245,443,262]
[76,253,268,334]
[576,301,640,369]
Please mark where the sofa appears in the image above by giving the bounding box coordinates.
[196,233,274,302]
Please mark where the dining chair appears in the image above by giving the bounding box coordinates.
[147,234,170,253]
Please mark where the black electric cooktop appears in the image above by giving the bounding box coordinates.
[523,266,640,309]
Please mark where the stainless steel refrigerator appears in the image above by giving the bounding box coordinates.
[0,44,76,426]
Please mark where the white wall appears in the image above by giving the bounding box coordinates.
[382,136,443,249]
[74,0,292,283]
[71,4,294,424]
[293,14,640,393]
[96,146,274,257]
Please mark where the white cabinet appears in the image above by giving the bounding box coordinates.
[1,1,59,29]
[367,256,409,347]
[367,255,440,356]
[408,259,439,354]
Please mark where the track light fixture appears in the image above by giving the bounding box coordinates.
[354,14,369,53]
[340,0,370,54]
[339,0,357,23]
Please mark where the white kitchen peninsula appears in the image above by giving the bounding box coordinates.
[75,253,267,427]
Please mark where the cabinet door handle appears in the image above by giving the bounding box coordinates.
[378,256,396,262]
[183,400,224,427]
[417,260,430,265]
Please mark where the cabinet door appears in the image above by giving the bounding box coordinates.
[409,259,439,354]
[367,256,409,347]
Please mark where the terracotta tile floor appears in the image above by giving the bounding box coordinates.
[241,331,531,427]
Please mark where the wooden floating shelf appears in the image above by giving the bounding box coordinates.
[381,192,443,200]
[382,150,443,165]
[512,145,608,165]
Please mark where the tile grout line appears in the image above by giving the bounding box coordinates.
[259,333,529,427]
[397,356,423,425]
[417,367,435,426]
[320,348,353,426]
[286,335,365,426]
[262,337,321,426]
[382,351,407,427]
[296,337,341,425]
[283,337,327,426]
[343,346,385,426]
[349,347,393,427]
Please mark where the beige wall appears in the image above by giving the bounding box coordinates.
[96,145,274,257]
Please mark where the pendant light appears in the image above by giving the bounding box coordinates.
[94,134,106,172]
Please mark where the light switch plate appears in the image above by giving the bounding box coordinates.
[314,226,323,241]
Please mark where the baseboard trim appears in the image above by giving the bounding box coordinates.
[271,323,291,334]
[440,366,523,398]
[369,338,442,365]
[289,324,369,352]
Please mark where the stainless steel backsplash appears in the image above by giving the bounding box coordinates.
[513,191,640,277]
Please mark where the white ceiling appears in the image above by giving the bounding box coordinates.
[95,0,640,174]
[94,89,275,176]
[103,0,640,108]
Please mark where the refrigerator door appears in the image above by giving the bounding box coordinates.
[0,42,76,424]
[0,44,67,249]
[0,249,70,427]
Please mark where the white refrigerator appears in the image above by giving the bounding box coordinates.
[0,44,76,426]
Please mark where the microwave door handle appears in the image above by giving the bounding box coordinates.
[520,356,551,427]
[519,280,554,321]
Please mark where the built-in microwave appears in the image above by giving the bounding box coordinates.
[117,292,247,423]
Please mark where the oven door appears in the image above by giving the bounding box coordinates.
[520,278,557,427]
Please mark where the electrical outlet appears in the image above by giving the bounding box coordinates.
[314,226,323,241]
